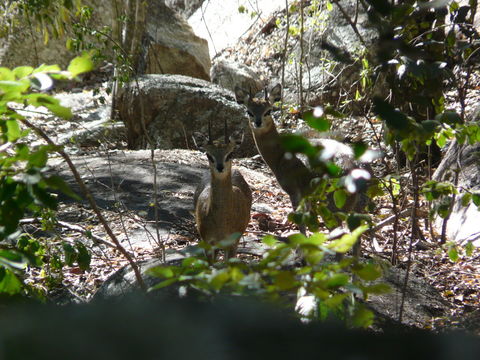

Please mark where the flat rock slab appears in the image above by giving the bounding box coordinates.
[50,149,205,246]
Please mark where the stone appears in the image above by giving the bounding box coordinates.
[141,1,211,80]
[432,140,480,246]
[117,74,257,157]
[211,59,264,94]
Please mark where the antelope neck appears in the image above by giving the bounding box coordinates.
[252,120,285,167]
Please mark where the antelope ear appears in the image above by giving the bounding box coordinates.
[269,83,282,103]
[192,132,208,150]
[234,86,249,105]
[229,131,244,147]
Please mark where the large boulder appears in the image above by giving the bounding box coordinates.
[141,1,211,80]
[210,59,264,94]
[117,74,256,156]
[432,140,480,246]
[1,1,210,81]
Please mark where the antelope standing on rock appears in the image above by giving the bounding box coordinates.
[193,124,252,261]
[234,84,370,231]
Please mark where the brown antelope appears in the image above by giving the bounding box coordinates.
[234,84,314,212]
[234,84,370,233]
[193,123,252,261]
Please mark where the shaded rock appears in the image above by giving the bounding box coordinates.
[432,140,480,246]
[284,0,379,107]
[58,120,126,148]
[368,267,451,328]
[5,295,480,360]
[51,149,204,239]
[117,74,257,157]
[93,255,186,300]
[211,59,264,94]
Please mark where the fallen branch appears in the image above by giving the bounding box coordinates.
[20,218,117,248]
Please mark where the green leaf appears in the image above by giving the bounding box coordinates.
[28,148,48,167]
[353,142,367,158]
[45,103,73,119]
[24,94,73,119]
[0,268,23,295]
[62,242,76,266]
[0,67,14,81]
[149,278,179,291]
[210,269,230,291]
[67,53,94,77]
[354,263,382,281]
[333,189,347,209]
[0,80,30,93]
[325,273,349,288]
[274,271,297,291]
[373,98,413,138]
[0,250,29,270]
[472,193,480,206]
[351,304,374,328]
[13,66,34,79]
[323,293,348,308]
[147,266,176,279]
[6,119,21,142]
[262,235,279,247]
[304,111,330,132]
[288,233,307,245]
[44,175,80,200]
[435,111,462,125]
[461,193,472,207]
[448,245,459,262]
[75,241,91,270]
[33,64,61,73]
[280,134,315,156]
[465,241,474,257]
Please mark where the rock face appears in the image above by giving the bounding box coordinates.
[165,0,205,18]
[432,140,480,246]
[1,0,210,82]
[117,74,257,156]
[210,59,264,94]
[284,0,378,106]
[141,1,211,80]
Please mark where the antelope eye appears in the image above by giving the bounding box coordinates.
[246,111,254,118]
[225,152,234,162]
[264,109,272,116]
[206,154,214,163]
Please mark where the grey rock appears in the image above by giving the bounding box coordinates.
[211,59,264,94]
[284,0,379,107]
[432,139,480,246]
[117,74,257,156]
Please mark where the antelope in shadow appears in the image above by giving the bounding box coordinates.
[235,84,370,235]
[193,121,252,262]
